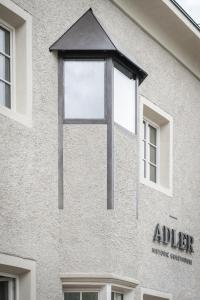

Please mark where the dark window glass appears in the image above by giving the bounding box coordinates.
[64,292,80,300]
[82,292,98,300]
[0,80,11,108]
[0,281,8,300]
[0,54,10,81]
[0,26,10,55]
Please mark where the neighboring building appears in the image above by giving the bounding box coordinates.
[0,0,200,299]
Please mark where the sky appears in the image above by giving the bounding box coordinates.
[177,0,200,25]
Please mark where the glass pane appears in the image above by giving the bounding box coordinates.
[0,281,8,300]
[150,164,156,183]
[114,68,135,133]
[0,26,10,55]
[149,125,157,145]
[143,141,146,159]
[82,292,98,300]
[64,61,104,119]
[111,292,114,300]
[116,294,123,300]
[0,80,11,108]
[0,54,10,81]
[143,160,146,178]
[64,292,80,300]
[150,145,156,164]
[143,120,146,139]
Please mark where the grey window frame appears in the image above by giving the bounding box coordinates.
[58,52,115,209]
[63,58,106,124]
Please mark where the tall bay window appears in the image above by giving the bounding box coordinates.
[0,25,12,108]
[50,8,147,209]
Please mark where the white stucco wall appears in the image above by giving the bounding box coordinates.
[0,0,200,300]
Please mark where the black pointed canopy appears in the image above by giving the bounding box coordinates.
[50,9,147,83]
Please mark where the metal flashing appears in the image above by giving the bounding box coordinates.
[170,0,200,32]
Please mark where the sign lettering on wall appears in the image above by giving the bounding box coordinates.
[153,224,194,254]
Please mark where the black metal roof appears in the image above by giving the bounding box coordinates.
[50,9,147,84]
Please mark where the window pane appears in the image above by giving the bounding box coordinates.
[143,121,146,139]
[0,281,8,300]
[150,145,156,164]
[143,160,146,178]
[64,292,80,300]
[82,292,98,300]
[0,80,11,108]
[0,26,10,55]
[149,125,157,145]
[0,54,10,82]
[143,141,146,159]
[116,293,123,300]
[150,164,156,183]
[114,68,135,133]
[64,61,104,119]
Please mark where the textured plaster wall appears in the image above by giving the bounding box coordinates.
[0,0,200,300]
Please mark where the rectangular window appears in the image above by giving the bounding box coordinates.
[0,25,11,108]
[64,292,98,300]
[142,120,158,183]
[140,97,173,195]
[64,60,105,119]
[114,67,135,133]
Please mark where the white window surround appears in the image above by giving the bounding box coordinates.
[141,287,172,300]
[0,252,36,300]
[140,96,173,197]
[0,0,32,127]
[61,273,138,300]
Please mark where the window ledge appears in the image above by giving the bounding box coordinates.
[140,178,172,197]
[60,273,139,290]
[0,105,32,127]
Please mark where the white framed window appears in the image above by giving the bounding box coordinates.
[0,252,36,300]
[0,21,15,110]
[0,0,32,127]
[140,96,173,196]
[61,274,136,300]
[142,119,159,184]
[64,291,99,300]
[141,287,172,300]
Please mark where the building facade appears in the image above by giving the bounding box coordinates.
[0,0,200,299]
